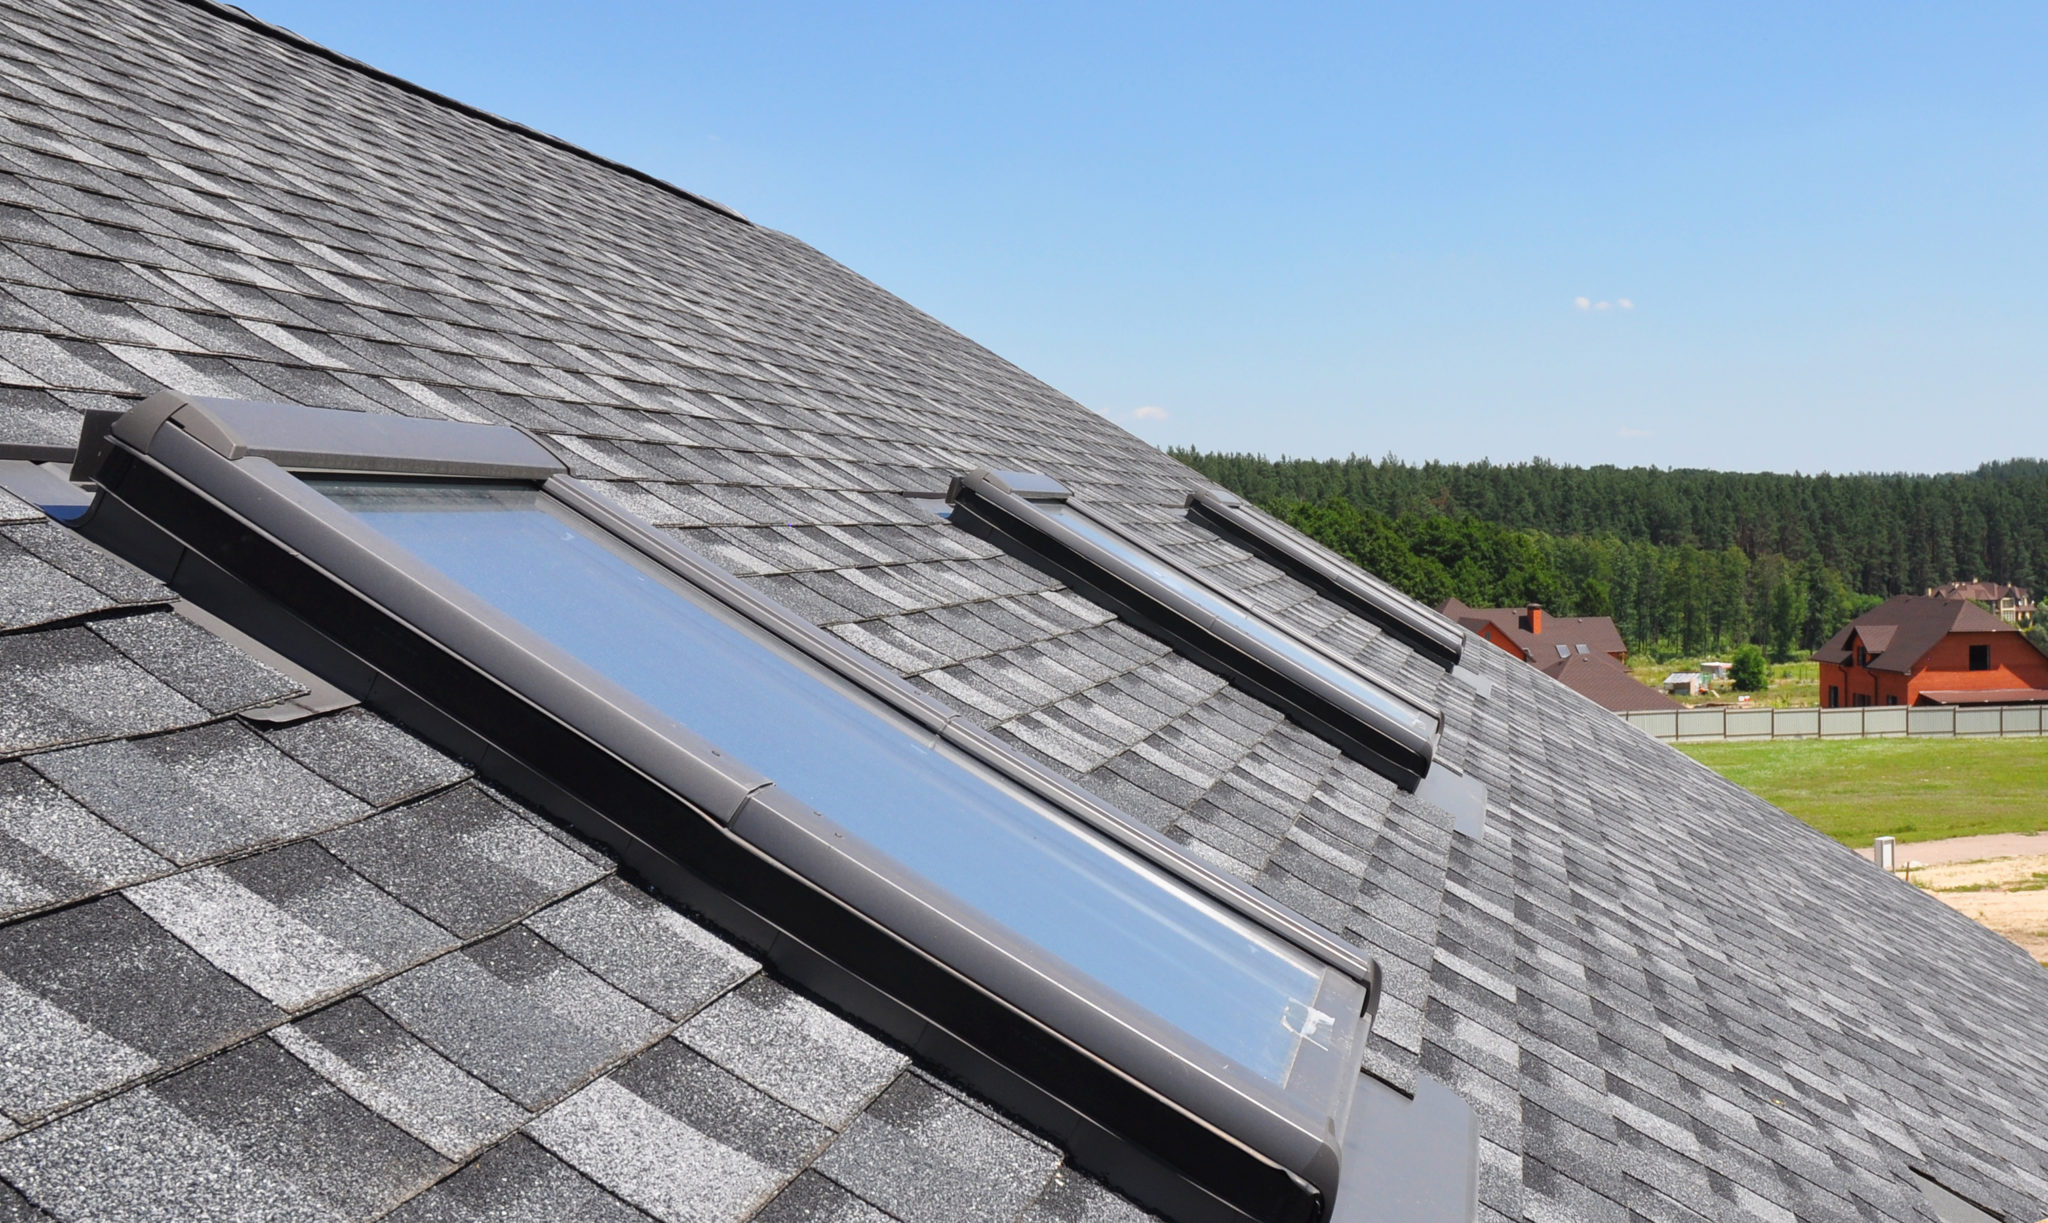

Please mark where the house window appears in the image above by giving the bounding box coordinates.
[1184,487,1464,668]
[948,470,1483,827]
[1828,685,1841,707]
[1855,645,1867,667]
[1886,696,1898,706]
[1969,643,1991,671]
[1854,693,1871,707]
[80,394,1400,1222]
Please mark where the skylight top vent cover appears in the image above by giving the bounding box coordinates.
[74,395,1426,1223]
[1184,487,1465,668]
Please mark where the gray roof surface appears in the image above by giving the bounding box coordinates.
[0,3,2046,1221]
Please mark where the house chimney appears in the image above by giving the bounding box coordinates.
[1525,604,1545,635]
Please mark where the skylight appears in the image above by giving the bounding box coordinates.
[78,394,1412,1223]
[315,478,1324,1081]
[1184,487,1465,668]
[945,469,1485,828]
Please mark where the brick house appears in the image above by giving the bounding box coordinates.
[1926,579,2035,626]
[1439,600,1680,711]
[1814,595,2048,707]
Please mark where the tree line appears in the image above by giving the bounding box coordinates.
[1170,450,2048,659]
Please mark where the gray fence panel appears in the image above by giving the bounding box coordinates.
[1819,710,1864,739]
[1626,701,2046,741]
[1956,708,2004,736]
[1774,709,1820,739]
[1724,710,1774,740]
[1908,708,1955,736]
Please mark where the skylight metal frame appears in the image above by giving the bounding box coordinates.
[946,470,1486,826]
[77,394,1404,1223]
[1184,487,1467,669]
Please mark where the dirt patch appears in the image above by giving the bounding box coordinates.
[1914,854,2048,965]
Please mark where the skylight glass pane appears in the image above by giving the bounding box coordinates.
[1040,503,1438,742]
[315,480,1323,1082]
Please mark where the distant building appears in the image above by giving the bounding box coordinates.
[1697,660,1732,683]
[1664,672,1708,697]
[1440,600,1681,711]
[1926,579,2034,626]
[1814,595,2048,706]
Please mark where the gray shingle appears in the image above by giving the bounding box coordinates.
[0,1038,446,1223]
[126,840,454,1010]
[678,975,906,1129]
[0,895,278,1120]
[811,1075,1061,1223]
[88,610,304,715]
[752,1172,898,1223]
[0,625,206,757]
[371,926,668,1110]
[273,996,525,1160]
[1019,1171,1163,1223]
[29,721,368,864]
[0,532,108,630]
[525,876,758,1020]
[261,707,469,806]
[0,760,166,919]
[321,783,605,938]
[527,1041,831,1223]
[383,1133,653,1223]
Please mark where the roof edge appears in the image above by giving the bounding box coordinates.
[183,0,751,226]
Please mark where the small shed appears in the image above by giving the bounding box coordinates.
[1698,661,1732,682]
[1665,672,1707,697]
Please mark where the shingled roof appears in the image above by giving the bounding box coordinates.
[1813,595,2023,673]
[3,3,2048,1221]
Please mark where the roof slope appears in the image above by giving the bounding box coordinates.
[1441,600,1630,661]
[1536,652,1682,713]
[1,3,2047,1222]
[0,485,1122,1223]
[1813,595,2022,672]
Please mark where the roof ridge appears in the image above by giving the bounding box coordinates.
[177,0,751,226]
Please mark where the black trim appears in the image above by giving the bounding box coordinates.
[1185,489,1465,670]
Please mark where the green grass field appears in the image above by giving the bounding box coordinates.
[1678,737,2048,846]
[1626,658,1818,707]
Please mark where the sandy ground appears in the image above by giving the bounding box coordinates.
[1854,830,2048,867]
[1899,850,2048,965]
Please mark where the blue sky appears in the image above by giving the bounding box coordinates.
[248,2,2047,474]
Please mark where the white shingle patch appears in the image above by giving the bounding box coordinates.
[128,869,377,1010]
[0,973,157,1118]
[528,1077,782,1223]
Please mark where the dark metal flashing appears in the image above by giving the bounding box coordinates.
[74,400,1399,1223]
[946,469,1446,793]
[175,0,751,225]
[1184,488,1465,669]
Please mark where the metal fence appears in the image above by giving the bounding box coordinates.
[1620,702,2048,743]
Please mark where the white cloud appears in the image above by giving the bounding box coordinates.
[1617,427,1653,438]
[1574,296,1591,310]
[1133,405,1169,421]
[1618,298,1635,310]
[1594,300,1612,311]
